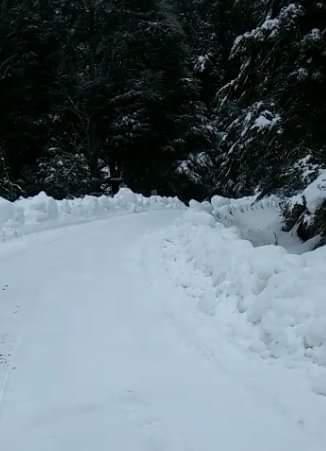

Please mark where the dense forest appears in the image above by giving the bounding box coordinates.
[0,1,325,214]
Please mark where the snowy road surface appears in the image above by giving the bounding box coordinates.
[0,209,326,451]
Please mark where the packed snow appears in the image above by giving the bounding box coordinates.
[289,170,326,214]
[0,189,184,242]
[158,205,326,368]
[1,189,326,450]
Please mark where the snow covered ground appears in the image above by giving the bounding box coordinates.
[1,190,326,450]
[0,189,183,242]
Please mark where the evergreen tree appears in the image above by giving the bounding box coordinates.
[105,0,211,196]
[0,0,324,219]
[209,1,326,197]
[0,0,56,183]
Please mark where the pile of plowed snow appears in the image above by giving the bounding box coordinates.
[0,189,184,241]
[2,187,326,392]
[159,202,326,379]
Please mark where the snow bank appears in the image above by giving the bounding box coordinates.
[0,189,184,242]
[3,186,325,371]
[302,171,326,214]
[190,194,290,249]
[288,170,326,214]
[160,207,326,369]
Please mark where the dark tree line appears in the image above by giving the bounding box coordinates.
[0,1,325,208]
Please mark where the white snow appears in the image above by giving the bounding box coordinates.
[204,194,293,249]
[1,190,326,450]
[195,54,210,73]
[158,207,326,368]
[0,188,184,241]
[252,112,281,130]
[261,18,280,32]
[303,171,326,213]
[293,155,320,180]
[304,28,322,42]
[287,170,326,214]
[230,3,303,58]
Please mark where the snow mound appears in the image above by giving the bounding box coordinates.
[160,208,326,369]
[202,193,316,253]
[0,189,184,242]
[287,170,326,214]
[205,193,298,249]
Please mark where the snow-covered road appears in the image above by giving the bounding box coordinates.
[0,209,326,451]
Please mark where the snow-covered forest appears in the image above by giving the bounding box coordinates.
[0,0,325,238]
[1,2,326,449]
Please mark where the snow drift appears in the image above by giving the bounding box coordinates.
[159,203,326,372]
[1,187,326,378]
[0,189,184,242]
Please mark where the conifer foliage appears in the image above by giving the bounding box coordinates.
[0,0,325,205]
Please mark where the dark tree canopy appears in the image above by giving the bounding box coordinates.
[0,0,325,208]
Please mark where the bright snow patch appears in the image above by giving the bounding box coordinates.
[288,170,326,214]
[159,206,326,370]
[1,190,326,450]
[252,112,281,130]
[0,189,184,242]
[303,171,326,213]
